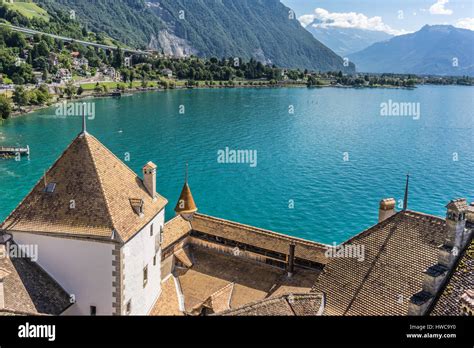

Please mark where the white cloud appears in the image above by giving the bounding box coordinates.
[455,17,474,30]
[429,0,453,15]
[298,8,407,36]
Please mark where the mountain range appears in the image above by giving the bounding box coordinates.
[304,19,393,57]
[35,0,354,73]
[348,25,474,76]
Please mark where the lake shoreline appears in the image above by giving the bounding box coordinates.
[5,81,462,121]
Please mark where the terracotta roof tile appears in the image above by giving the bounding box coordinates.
[217,293,324,316]
[149,276,184,316]
[162,215,192,250]
[311,211,446,316]
[0,241,71,315]
[191,214,328,264]
[174,248,193,268]
[175,245,320,314]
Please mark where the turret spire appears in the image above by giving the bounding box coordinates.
[174,163,198,218]
[185,162,189,183]
[81,103,87,135]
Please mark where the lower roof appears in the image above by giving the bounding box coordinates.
[0,239,71,315]
[311,211,447,315]
[158,244,320,315]
[190,213,329,265]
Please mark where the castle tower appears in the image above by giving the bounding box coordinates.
[174,164,197,221]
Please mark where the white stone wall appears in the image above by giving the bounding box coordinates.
[122,209,164,315]
[11,232,115,315]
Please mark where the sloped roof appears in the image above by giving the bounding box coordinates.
[217,293,324,316]
[162,215,192,250]
[190,213,328,264]
[192,282,234,314]
[311,211,446,315]
[1,133,167,243]
[174,245,320,314]
[0,241,71,315]
[430,240,473,316]
[149,276,184,316]
[174,182,197,215]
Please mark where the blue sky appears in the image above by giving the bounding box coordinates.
[283,0,474,34]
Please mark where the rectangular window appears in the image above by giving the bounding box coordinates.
[153,255,156,266]
[159,226,164,244]
[143,265,148,287]
[126,300,132,315]
[90,306,97,316]
[150,223,154,236]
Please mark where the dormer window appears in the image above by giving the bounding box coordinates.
[44,183,56,194]
[130,198,145,217]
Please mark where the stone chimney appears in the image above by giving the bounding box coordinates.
[378,198,396,223]
[439,198,469,268]
[143,162,157,199]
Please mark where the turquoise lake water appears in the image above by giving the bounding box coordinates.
[0,86,473,244]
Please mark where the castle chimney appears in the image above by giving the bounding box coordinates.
[445,199,467,250]
[379,198,396,222]
[439,199,469,268]
[143,162,157,199]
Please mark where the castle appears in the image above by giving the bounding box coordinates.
[0,123,472,316]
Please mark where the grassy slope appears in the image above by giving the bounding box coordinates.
[5,1,49,21]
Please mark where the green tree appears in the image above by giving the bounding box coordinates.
[0,95,12,119]
[64,80,77,99]
[12,86,29,108]
[113,47,124,69]
[94,83,102,93]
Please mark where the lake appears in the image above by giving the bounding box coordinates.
[0,86,473,244]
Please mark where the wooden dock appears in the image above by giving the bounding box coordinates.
[0,145,30,157]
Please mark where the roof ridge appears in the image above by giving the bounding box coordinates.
[209,282,234,299]
[342,210,445,246]
[83,135,118,239]
[84,133,145,181]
